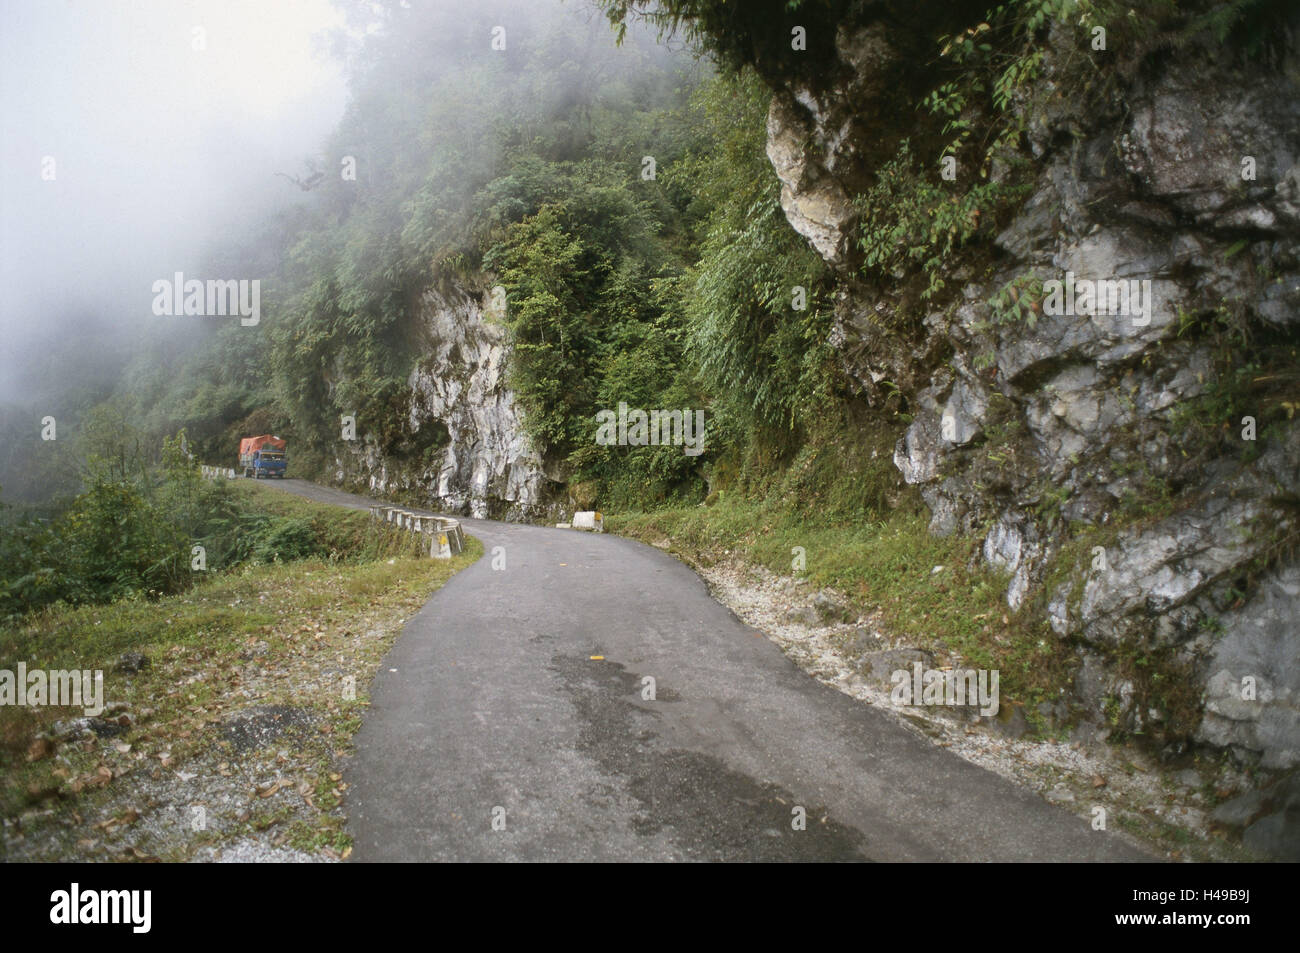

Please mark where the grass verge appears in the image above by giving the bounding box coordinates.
[607,421,1073,736]
[1,480,480,861]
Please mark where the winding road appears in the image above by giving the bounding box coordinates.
[267,479,1151,862]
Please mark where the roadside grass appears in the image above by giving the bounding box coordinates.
[1,481,480,860]
[607,455,1070,731]
[222,479,421,562]
[605,426,1265,861]
[2,481,429,671]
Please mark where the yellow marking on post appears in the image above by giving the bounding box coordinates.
[590,655,604,660]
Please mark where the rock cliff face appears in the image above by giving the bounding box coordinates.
[333,286,564,521]
[764,12,1300,776]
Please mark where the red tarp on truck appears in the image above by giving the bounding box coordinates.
[239,435,286,456]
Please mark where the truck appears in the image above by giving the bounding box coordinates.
[239,435,288,479]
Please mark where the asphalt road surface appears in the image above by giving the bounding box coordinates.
[265,478,1151,862]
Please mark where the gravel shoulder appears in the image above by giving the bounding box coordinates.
[660,545,1260,862]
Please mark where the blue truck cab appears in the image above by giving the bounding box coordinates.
[246,449,287,479]
[239,435,288,479]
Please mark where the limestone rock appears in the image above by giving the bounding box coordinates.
[337,284,563,520]
[760,6,1300,774]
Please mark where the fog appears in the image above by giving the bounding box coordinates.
[0,0,352,401]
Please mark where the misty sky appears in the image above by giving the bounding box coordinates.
[0,0,353,398]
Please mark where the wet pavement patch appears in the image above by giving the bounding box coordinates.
[552,654,869,862]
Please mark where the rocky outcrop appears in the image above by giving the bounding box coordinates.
[1198,563,1300,770]
[759,8,1300,784]
[334,285,564,520]
[764,23,899,267]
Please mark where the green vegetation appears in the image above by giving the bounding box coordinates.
[855,141,1018,307]
[609,419,1072,723]
[0,1,849,515]
[0,430,424,620]
[1,480,480,856]
[1171,301,1300,468]
[7,0,1284,516]
[0,482,453,675]
[3,0,1295,774]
